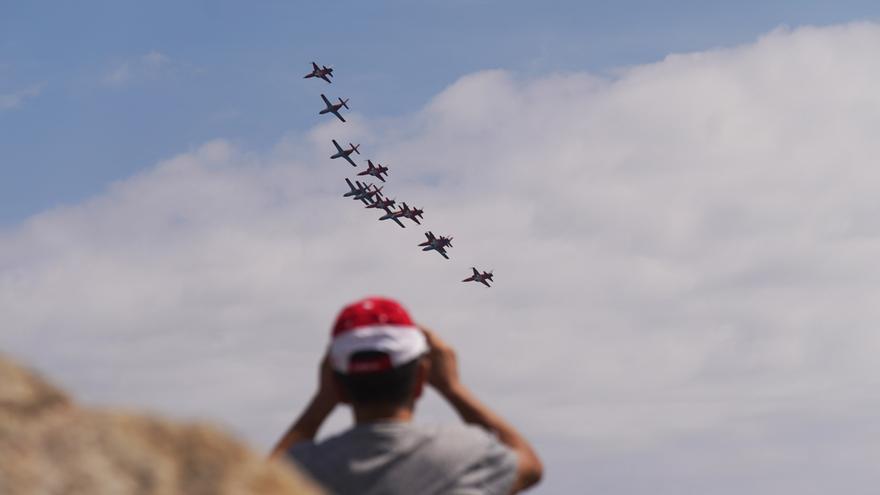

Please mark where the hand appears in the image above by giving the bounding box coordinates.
[420,326,462,397]
[314,352,340,408]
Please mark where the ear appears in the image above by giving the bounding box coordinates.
[333,373,351,404]
[413,357,429,400]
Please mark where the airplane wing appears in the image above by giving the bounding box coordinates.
[320,74,331,83]
[345,178,355,191]
[377,175,386,183]
[344,155,357,167]
[472,267,480,277]
[480,279,491,287]
[332,139,344,153]
[321,94,331,106]
[332,110,346,123]
[438,248,449,260]
[409,217,421,225]
[312,62,320,71]
[392,217,406,228]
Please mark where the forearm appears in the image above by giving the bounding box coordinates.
[442,383,538,461]
[269,393,335,458]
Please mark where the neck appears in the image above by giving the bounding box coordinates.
[352,403,413,424]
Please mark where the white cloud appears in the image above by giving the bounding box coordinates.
[0,82,45,110]
[102,51,172,86]
[4,22,880,493]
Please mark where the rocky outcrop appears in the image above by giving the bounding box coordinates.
[0,354,322,495]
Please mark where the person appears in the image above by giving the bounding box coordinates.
[271,296,543,494]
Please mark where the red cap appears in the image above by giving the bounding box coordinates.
[329,297,427,374]
[332,297,415,337]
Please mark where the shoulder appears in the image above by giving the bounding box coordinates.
[286,427,354,468]
[411,424,518,471]
[423,424,519,495]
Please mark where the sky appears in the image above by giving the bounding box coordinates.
[4,2,880,494]
[3,0,880,224]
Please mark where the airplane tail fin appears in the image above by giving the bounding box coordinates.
[340,98,349,109]
[351,143,360,155]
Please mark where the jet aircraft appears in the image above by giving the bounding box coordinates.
[365,192,395,211]
[319,94,349,122]
[398,203,424,225]
[304,62,333,83]
[331,140,360,166]
[419,231,453,259]
[361,185,384,203]
[357,160,389,182]
[343,179,380,205]
[462,267,494,287]
[378,204,408,228]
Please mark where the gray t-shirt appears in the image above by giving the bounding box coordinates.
[288,421,518,495]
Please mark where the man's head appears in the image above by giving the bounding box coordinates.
[329,297,428,411]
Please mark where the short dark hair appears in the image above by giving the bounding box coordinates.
[335,352,421,406]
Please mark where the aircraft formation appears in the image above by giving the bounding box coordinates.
[305,61,493,287]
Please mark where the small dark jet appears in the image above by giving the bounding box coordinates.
[419,231,453,259]
[357,160,389,182]
[331,140,360,167]
[462,267,494,287]
[379,204,408,228]
[319,94,349,122]
[398,202,424,225]
[304,62,333,83]
[343,178,377,205]
[365,191,395,211]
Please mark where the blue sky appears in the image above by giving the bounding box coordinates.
[2,0,878,225]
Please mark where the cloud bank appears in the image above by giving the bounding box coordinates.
[3,23,880,493]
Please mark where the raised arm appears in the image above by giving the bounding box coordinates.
[421,327,543,493]
[269,354,338,459]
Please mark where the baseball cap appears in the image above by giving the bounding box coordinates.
[329,296,428,375]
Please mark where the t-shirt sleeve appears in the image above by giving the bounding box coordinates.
[450,425,519,495]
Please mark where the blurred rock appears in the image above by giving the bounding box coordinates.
[0,354,322,495]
